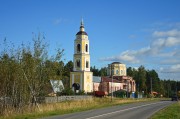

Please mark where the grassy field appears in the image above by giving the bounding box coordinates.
[150,101,180,119]
[0,97,164,119]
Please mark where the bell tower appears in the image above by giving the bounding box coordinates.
[70,19,93,93]
[73,19,90,72]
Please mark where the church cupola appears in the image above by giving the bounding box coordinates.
[76,19,88,36]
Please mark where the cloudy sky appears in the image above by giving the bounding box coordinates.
[0,0,180,80]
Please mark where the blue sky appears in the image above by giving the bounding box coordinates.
[0,0,180,80]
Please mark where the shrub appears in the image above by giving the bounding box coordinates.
[59,88,74,95]
[112,90,126,98]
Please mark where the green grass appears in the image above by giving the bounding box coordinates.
[150,101,180,119]
[0,97,165,119]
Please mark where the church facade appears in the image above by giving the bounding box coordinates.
[70,20,93,93]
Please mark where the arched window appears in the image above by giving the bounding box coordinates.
[116,70,119,74]
[77,44,81,52]
[76,60,80,67]
[112,69,114,75]
[86,61,89,68]
[121,70,123,75]
[86,44,88,52]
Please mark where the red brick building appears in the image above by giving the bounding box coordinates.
[93,62,136,94]
[93,76,136,94]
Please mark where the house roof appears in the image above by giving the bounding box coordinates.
[113,76,134,81]
[50,80,64,93]
[93,76,101,83]
[101,77,122,83]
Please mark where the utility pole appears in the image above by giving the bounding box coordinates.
[111,65,113,102]
[150,78,152,94]
[176,80,178,96]
[137,82,139,98]
[168,84,169,98]
[111,75,113,101]
[126,80,128,98]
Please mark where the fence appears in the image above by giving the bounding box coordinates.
[41,95,92,103]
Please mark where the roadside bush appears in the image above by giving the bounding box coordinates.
[59,88,74,95]
[76,90,85,95]
[109,90,126,98]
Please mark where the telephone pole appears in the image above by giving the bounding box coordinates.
[176,80,178,96]
[150,78,152,94]
[111,65,113,102]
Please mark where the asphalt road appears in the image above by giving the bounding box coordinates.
[43,101,175,119]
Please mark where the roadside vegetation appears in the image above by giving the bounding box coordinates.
[0,97,163,119]
[150,101,180,119]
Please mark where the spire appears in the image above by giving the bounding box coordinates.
[80,18,85,31]
[81,18,84,27]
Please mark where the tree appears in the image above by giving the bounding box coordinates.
[99,67,108,76]
[63,60,73,78]
[136,66,147,93]
[127,67,138,79]
[62,61,73,88]
[127,67,133,77]
[90,66,100,76]
[90,66,108,76]
[146,69,160,94]
[0,33,64,115]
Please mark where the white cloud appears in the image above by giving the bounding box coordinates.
[165,37,180,47]
[160,59,180,64]
[135,47,151,55]
[119,53,140,63]
[151,37,180,48]
[151,38,165,47]
[100,54,140,64]
[153,29,180,37]
[160,64,180,73]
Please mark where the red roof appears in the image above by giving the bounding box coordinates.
[101,77,121,83]
[113,76,133,80]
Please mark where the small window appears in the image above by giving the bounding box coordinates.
[77,44,81,52]
[112,69,114,75]
[86,44,88,52]
[116,70,119,74]
[76,60,80,67]
[86,61,89,68]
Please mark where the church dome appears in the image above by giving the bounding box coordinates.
[111,62,122,64]
[76,31,88,35]
[76,19,88,36]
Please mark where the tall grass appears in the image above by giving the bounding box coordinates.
[0,97,161,119]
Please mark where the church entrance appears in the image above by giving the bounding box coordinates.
[72,83,80,93]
